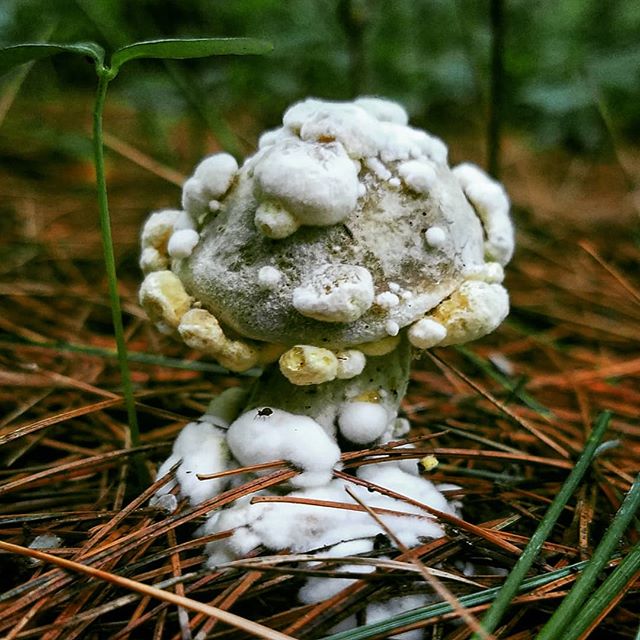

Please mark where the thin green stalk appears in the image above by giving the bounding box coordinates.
[469,410,613,639]
[563,541,640,640]
[93,68,140,447]
[537,473,640,639]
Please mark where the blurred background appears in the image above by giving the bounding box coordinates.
[1,0,638,213]
[2,0,639,148]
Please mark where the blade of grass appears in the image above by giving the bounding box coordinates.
[321,559,595,640]
[537,472,640,638]
[344,486,493,640]
[0,42,104,77]
[0,540,294,640]
[454,345,553,417]
[563,540,640,640]
[2,336,254,375]
[469,410,612,639]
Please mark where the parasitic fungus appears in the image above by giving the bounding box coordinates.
[140,96,515,626]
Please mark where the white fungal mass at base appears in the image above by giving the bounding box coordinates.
[140,96,516,637]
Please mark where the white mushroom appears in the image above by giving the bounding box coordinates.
[140,96,515,619]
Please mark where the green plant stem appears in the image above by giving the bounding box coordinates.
[93,68,140,447]
[537,472,640,639]
[469,410,613,639]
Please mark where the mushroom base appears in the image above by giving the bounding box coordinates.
[153,338,459,626]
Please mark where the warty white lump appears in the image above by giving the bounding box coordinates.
[398,160,438,194]
[365,156,392,181]
[141,209,180,251]
[139,209,180,273]
[153,421,230,506]
[385,320,400,336]
[254,201,300,239]
[257,265,283,289]
[292,264,375,323]
[354,96,409,125]
[253,138,359,226]
[139,270,192,334]
[424,225,447,249]
[279,345,339,385]
[375,291,400,309]
[172,209,196,231]
[167,228,200,259]
[338,401,390,444]
[453,162,514,265]
[177,308,259,372]
[428,280,510,346]
[335,349,367,379]
[182,153,238,220]
[407,317,447,349]
[462,261,505,284]
[282,97,448,165]
[226,408,341,487]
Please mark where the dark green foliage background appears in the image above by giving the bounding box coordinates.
[1,0,639,151]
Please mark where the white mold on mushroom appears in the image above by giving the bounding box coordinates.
[181,153,238,222]
[162,97,510,349]
[140,96,516,621]
[292,264,375,323]
[453,162,515,265]
[227,407,341,487]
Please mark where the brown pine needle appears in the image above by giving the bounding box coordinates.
[0,541,295,640]
[333,470,523,557]
[250,494,440,521]
[428,351,570,458]
[344,486,494,640]
[102,131,186,186]
[579,240,640,304]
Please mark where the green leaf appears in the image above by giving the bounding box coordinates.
[0,42,105,77]
[110,37,273,73]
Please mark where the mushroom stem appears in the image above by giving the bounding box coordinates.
[243,335,412,440]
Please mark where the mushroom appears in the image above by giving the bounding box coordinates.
[140,96,515,608]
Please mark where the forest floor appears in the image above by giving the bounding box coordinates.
[0,94,638,639]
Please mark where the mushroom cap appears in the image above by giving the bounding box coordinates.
[176,157,484,348]
[142,97,508,351]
